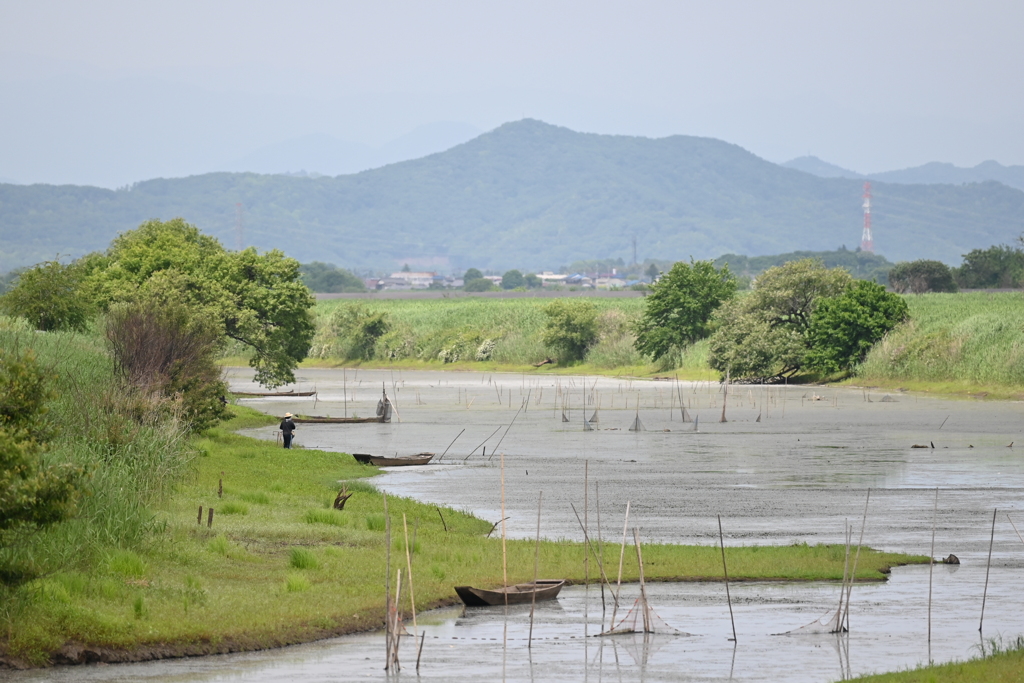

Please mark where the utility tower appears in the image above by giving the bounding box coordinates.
[235,203,244,251]
[860,182,874,253]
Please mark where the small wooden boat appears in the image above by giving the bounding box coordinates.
[352,452,434,467]
[233,390,318,398]
[293,415,384,424]
[455,579,566,607]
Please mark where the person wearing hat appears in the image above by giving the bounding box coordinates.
[279,412,297,449]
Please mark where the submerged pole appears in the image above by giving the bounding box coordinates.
[718,515,737,642]
[529,490,543,649]
[979,508,997,632]
[928,487,938,651]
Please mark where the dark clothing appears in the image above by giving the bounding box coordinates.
[280,418,296,449]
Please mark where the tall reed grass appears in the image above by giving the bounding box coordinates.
[308,297,648,367]
[858,292,1024,389]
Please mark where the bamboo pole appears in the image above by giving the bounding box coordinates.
[383,493,391,670]
[608,501,630,632]
[596,480,606,622]
[841,488,871,631]
[718,515,737,642]
[633,529,650,633]
[928,487,938,651]
[979,508,997,632]
[392,568,402,670]
[833,522,851,633]
[403,514,417,636]
[720,368,729,422]
[529,490,543,649]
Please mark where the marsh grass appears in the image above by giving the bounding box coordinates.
[858,292,1024,394]
[850,634,1024,682]
[219,501,249,515]
[0,397,925,667]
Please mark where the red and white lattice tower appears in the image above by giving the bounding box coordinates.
[860,181,874,252]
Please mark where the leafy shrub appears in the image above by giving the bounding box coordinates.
[299,262,366,293]
[105,300,228,432]
[463,268,483,281]
[289,547,319,570]
[806,281,910,373]
[541,299,598,362]
[889,260,958,293]
[329,306,391,360]
[0,260,93,332]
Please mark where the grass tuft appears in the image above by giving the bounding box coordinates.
[284,573,311,593]
[304,509,345,526]
[289,547,319,570]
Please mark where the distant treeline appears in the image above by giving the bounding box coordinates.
[714,248,894,285]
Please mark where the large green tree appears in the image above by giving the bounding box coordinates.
[633,259,736,361]
[805,281,909,373]
[708,259,852,380]
[87,219,315,388]
[954,245,1024,289]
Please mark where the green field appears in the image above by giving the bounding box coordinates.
[294,292,1024,397]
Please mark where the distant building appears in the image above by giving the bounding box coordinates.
[484,275,503,287]
[386,271,437,289]
[595,277,627,289]
[536,271,568,287]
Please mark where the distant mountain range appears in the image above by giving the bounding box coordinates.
[783,156,1024,192]
[1,120,1022,273]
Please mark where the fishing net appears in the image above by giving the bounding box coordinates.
[561,411,570,422]
[776,608,845,635]
[590,410,599,423]
[583,419,595,431]
[628,415,645,432]
[600,595,691,636]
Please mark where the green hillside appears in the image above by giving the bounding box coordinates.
[2,119,1022,273]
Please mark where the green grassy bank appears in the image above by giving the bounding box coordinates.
[281,292,1024,397]
[856,292,1024,399]
[850,637,1024,682]
[1,399,925,668]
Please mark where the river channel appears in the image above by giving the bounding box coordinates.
[13,368,1024,682]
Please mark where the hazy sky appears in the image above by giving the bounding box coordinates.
[2,0,1022,186]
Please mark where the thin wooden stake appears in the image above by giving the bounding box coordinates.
[437,428,465,462]
[841,488,871,631]
[608,501,630,632]
[633,528,651,633]
[979,508,997,632]
[529,491,542,649]
[197,505,203,525]
[596,480,606,621]
[207,508,214,528]
[928,487,938,649]
[383,493,391,670]
[416,631,425,672]
[720,369,730,422]
[403,514,417,636]
[718,515,737,642]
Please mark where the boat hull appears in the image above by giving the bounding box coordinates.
[294,416,384,424]
[454,580,565,607]
[352,453,434,467]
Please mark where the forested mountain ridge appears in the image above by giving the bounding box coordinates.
[2,119,1023,272]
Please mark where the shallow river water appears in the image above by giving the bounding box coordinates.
[14,368,1024,682]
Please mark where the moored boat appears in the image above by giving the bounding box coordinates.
[352,452,434,467]
[233,389,318,397]
[454,579,566,607]
[293,415,384,424]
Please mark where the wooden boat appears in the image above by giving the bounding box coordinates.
[293,415,384,424]
[233,390,318,398]
[455,579,565,607]
[352,452,434,467]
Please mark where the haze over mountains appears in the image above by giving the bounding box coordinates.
[1,120,1022,274]
[783,156,1024,191]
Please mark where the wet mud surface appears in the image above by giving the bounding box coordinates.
[14,368,1022,682]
